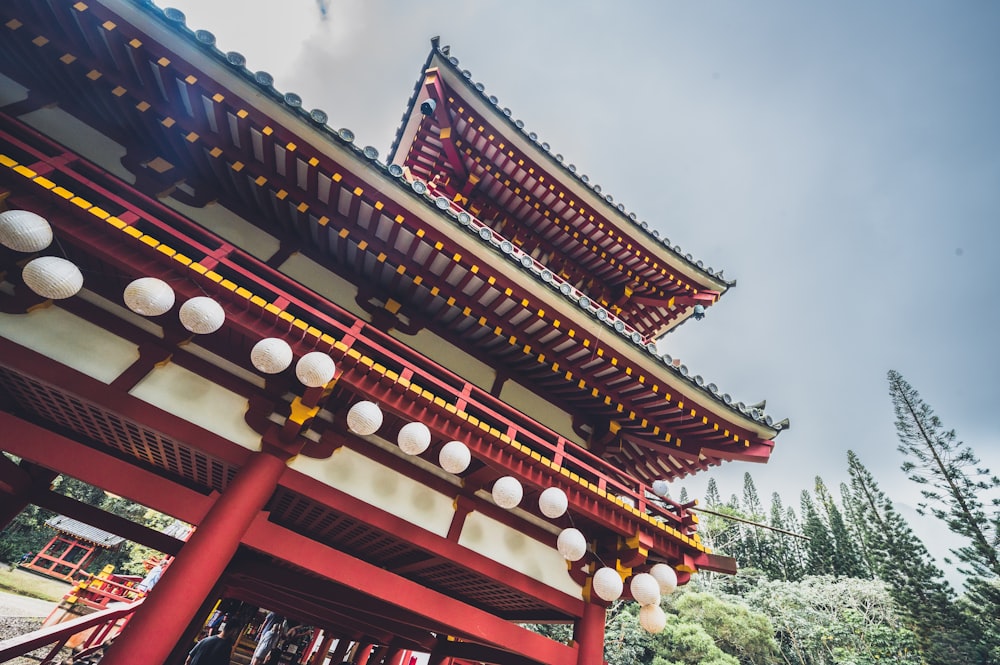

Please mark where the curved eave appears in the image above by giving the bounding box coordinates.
[388,47,732,295]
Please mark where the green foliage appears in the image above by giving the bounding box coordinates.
[813,477,864,577]
[650,619,739,665]
[673,591,778,665]
[604,603,655,665]
[0,467,178,576]
[846,450,988,665]
[887,370,1000,657]
[800,490,836,576]
[743,575,922,665]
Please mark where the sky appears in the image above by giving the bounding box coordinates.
[162,0,1000,576]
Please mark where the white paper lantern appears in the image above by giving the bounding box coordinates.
[492,476,523,509]
[639,604,667,634]
[295,351,336,387]
[179,296,225,334]
[397,421,431,455]
[651,479,670,497]
[439,440,471,473]
[250,337,293,374]
[629,573,661,607]
[592,567,624,602]
[649,563,678,595]
[0,210,52,252]
[538,487,568,519]
[22,256,83,300]
[123,277,175,316]
[556,528,587,562]
[347,401,382,435]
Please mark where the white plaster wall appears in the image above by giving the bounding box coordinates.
[277,254,367,319]
[289,447,456,538]
[129,362,261,450]
[161,198,280,262]
[459,511,583,597]
[20,107,134,184]
[0,72,28,106]
[0,307,139,384]
[499,380,587,448]
[391,328,495,393]
[291,448,582,596]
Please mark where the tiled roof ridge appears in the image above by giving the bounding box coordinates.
[388,37,736,289]
[45,515,126,547]
[127,3,784,434]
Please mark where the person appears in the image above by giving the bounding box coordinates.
[250,612,281,665]
[206,609,227,636]
[136,560,165,593]
[185,623,235,665]
[9,551,32,571]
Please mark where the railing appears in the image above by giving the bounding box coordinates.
[0,597,143,664]
[68,572,144,610]
[0,113,694,533]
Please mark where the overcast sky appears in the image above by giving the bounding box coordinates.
[163,0,1000,573]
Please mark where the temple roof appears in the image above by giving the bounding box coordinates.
[0,0,786,482]
[388,39,735,295]
[45,515,126,548]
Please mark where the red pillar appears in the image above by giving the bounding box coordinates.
[329,637,352,664]
[308,631,335,665]
[352,643,374,665]
[101,449,288,665]
[0,458,56,531]
[573,601,606,665]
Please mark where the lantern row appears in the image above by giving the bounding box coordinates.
[1,209,677,631]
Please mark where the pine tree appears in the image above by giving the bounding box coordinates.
[783,505,807,580]
[814,477,863,577]
[839,481,877,579]
[887,370,1000,658]
[800,490,835,576]
[704,478,722,508]
[846,450,987,664]
[768,492,803,581]
[739,473,771,573]
[678,487,690,505]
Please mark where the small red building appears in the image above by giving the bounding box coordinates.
[24,515,125,581]
[0,2,785,664]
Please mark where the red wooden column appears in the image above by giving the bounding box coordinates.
[0,457,56,531]
[352,643,374,664]
[308,631,335,665]
[329,637,352,664]
[573,601,606,665]
[101,447,290,665]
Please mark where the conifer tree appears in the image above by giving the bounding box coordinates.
[839,481,877,579]
[704,478,722,508]
[887,370,1000,658]
[846,450,986,664]
[739,473,771,572]
[800,490,835,575]
[768,492,803,581]
[814,477,863,577]
[678,486,689,505]
[783,505,807,579]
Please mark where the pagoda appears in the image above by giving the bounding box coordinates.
[0,2,785,664]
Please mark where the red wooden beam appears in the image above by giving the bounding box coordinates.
[242,516,578,665]
[0,411,214,525]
